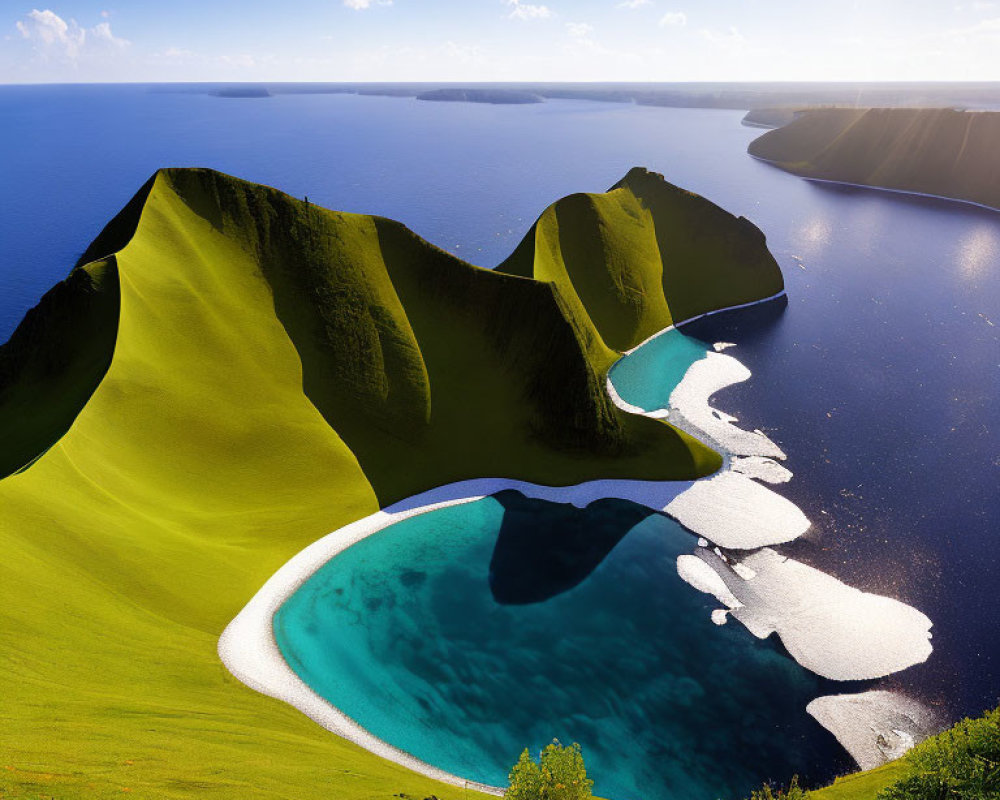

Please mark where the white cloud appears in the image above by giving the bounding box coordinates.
[16,9,84,58]
[701,25,745,47]
[505,0,553,20]
[618,0,651,7]
[659,11,687,26]
[219,53,256,68]
[442,40,485,62]
[953,16,1000,38]
[15,8,128,61]
[566,22,594,38]
[343,0,392,9]
[90,21,128,49]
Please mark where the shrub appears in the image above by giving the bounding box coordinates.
[505,740,594,800]
[877,707,1000,800]
[745,776,808,799]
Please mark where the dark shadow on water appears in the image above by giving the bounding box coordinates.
[489,490,656,605]
[681,293,788,346]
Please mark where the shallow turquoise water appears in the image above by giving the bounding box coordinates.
[275,492,846,800]
[607,328,711,412]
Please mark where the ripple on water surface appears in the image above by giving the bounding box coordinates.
[274,491,850,800]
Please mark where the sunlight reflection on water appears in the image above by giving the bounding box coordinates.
[955,224,1000,281]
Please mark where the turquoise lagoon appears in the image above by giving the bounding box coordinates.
[273,331,849,800]
[606,328,711,412]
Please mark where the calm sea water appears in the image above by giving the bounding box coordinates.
[2,86,998,795]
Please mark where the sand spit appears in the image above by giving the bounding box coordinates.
[731,455,793,484]
[667,352,787,460]
[807,691,939,769]
[665,472,809,550]
[676,554,741,608]
[687,548,933,682]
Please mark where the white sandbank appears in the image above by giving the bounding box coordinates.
[676,554,742,609]
[667,352,787,460]
[685,548,933,682]
[665,471,808,550]
[731,455,793,484]
[807,691,939,770]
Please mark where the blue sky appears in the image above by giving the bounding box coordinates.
[2,1,1000,83]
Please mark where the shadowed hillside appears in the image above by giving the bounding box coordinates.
[0,167,781,799]
[748,107,1000,210]
[499,167,784,352]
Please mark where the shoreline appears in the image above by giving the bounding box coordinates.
[748,154,1000,215]
[218,297,797,794]
[619,290,787,357]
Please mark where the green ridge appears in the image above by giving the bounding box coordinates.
[0,167,784,799]
[500,166,785,352]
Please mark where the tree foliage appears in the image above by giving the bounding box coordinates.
[877,707,1000,800]
[505,741,594,800]
[745,776,808,800]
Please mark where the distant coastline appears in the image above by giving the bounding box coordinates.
[748,108,1000,212]
[147,81,1000,111]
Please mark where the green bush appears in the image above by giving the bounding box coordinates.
[505,740,594,800]
[877,707,1000,800]
[745,776,808,799]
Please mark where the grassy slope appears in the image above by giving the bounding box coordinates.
[793,705,1000,799]
[499,167,784,353]
[0,168,742,799]
[808,763,909,800]
[748,108,1000,210]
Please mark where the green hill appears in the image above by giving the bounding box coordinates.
[499,167,784,353]
[0,167,779,799]
[748,107,1000,211]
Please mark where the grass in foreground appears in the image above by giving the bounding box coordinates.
[748,707,1000,800]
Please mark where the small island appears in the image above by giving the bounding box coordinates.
[211,86,273,98]
[416,88,544,104]
[748,107,1000,211]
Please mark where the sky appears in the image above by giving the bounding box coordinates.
[2,1,1000,84]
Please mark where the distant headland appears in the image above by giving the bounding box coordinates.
[748,107,1000,211]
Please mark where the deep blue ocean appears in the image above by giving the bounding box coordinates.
[2,85,998,798]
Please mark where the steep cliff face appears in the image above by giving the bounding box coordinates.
[748,107,1000,210]
[0,167,784,799]
[0,258,119,478]
[499,167,784,352]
